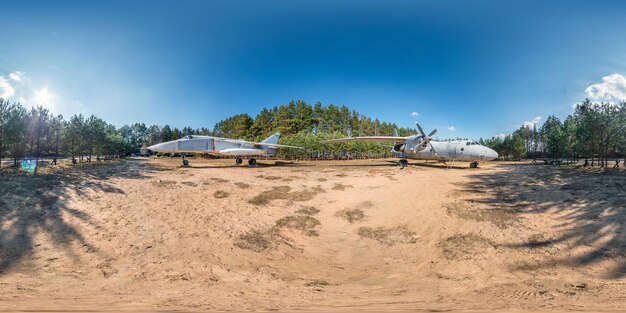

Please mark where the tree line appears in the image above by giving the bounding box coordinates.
[2,97,624,168]
[0,99,414,170]
[480,100,626,166]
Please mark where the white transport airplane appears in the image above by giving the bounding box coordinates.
[322,122,498,168]
[147,132,302,166]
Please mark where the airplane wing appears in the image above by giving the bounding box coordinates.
[253,142,304,149]
[220,138,304,149]
[321,136,407,143]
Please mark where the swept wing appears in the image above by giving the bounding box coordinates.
[220,138,304,149]
[321,136,407,143]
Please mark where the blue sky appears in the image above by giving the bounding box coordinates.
[2,0,626,139]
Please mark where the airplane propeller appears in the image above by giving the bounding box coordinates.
[416,122,437,153]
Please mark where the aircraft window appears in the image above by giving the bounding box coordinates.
[186,135,193,139]
[466,142,471,146]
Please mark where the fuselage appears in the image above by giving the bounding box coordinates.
[147,135,277,157]
[395,138,498,162]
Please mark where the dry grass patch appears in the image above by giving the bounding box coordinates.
[234,182,250,189]
[235,230,274,252]
[304,280,329,287]
[438,233,496,260]
[275,215,321,237]
[332,183,352,191]
[248,185,324,205]
[209,177,229,183]
[296,206,320,215]
[213,190,229,199]
[357,225,419,245]
[335,208,365,223]
[446,201,519,229]
[256,175,282,180]
[152,180,177,187]
[181,181,197,187]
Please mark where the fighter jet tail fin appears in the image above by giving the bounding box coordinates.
[261,132,280,144]
[392,129,398,153]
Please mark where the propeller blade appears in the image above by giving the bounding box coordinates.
[415,122,426,137]
[428,141,436,153]
[428,129,437,137]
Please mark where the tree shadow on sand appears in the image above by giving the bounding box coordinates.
[0,159,160,274]
[458,164,626,278]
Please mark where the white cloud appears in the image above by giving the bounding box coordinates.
[585,73,626,101]
[409,111,419,117]
[447,126,455,131]
[0,76,16,98]
[9,71,24,82]
[522,116,542,128]
[496,133,506,139]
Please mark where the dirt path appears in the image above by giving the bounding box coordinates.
[0,158,624,311]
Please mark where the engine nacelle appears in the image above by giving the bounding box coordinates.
[393,143,405,152]
[218,148,266,156]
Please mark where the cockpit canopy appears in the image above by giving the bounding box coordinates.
[465,141,480,146]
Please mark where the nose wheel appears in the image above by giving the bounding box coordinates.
[399,159,408,168]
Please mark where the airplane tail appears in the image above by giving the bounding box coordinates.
[392,129,398,153]
[392,129,404,156]
[261,132,280,144]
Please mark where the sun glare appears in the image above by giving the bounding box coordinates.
[33,88,54,104]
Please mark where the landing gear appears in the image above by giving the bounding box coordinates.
[399,159,408,168]
[470,162,479,168]
[182,155,190,167]
[248,159,257,166]
[235,158,243,165]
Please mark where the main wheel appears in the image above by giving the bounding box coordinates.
[248,159,257,166]
[470,162,478,168]
[399,159,408,168]
[236,158,243,165]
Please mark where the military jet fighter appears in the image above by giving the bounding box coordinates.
[147,132,302,166]
[322,122,498,168]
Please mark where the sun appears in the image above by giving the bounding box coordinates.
[33,88,55,105]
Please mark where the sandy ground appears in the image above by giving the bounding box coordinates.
[0,157,625,312]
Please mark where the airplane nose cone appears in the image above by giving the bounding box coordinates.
[487,148,498,160]
[147,143,163,151]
